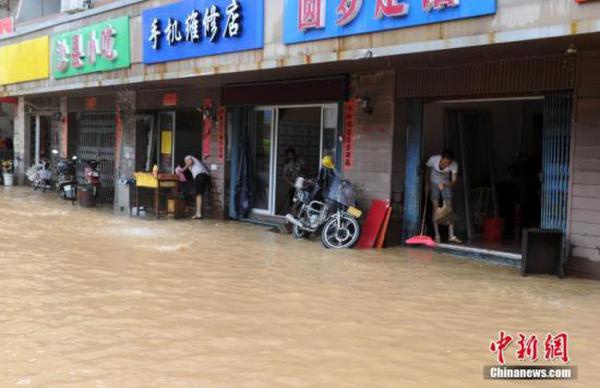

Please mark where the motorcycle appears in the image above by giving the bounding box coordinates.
[27,159,52,192]
[83,159,102,204]
[52,150,78,202]
[285,173,363,249]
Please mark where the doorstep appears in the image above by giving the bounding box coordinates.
[435,243,522,268]
[241,213,290,234]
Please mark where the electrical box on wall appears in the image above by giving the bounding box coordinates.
[61,0,90,14]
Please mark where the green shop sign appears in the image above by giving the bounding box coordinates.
[52,16,130,79]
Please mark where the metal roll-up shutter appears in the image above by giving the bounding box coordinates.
[76,112,116,204]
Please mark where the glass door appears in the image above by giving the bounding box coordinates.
[250,104,341,216]
[251,108,275,213]
[321,104,339,164]
[158,112,175,172]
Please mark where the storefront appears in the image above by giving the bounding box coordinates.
[223,77,347,220]
[0,97,16,164]
[140,0,266,218]
[135,89,207,174]
[0,35,49,183]
[394,50,576,262]
[49,15,131,203]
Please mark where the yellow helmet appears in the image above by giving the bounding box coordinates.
[322,155,334,169]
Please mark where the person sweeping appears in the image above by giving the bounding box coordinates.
[426,150,462,244]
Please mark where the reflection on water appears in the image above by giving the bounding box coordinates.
[1,187,599,387]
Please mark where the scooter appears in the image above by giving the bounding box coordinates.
[83,159,102,204]
[285,174,363,249]
[52,150,78,202]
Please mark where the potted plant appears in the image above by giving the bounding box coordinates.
[2,159,14,186]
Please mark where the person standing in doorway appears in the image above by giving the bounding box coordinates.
[184,155,210,219]
[282,148,306,210]
[426,150,462,244]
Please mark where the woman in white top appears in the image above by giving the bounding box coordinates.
[184,155,210,219]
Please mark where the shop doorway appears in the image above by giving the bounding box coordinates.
[30,115,52,165]
[421,98,546,253]
[151,110,203,173]
[71,112,116,203]
[250,104,339,216]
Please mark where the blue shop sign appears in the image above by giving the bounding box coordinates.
[284,0,497,45]
[143,0,263,64]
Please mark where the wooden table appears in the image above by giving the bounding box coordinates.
[133,173,179,219]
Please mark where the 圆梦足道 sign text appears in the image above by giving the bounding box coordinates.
[284,0,497,44]
[142,0,264,64]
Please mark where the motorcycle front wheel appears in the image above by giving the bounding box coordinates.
[321,213,360,249]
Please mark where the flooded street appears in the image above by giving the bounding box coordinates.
[1,187,599,387]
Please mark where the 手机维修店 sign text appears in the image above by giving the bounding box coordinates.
[142,0,264,64]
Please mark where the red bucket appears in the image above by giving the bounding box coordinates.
[484,217,504,242]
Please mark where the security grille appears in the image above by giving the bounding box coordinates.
[75,112,116,204]
[541,92,572,232]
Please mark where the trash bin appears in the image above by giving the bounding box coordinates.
[521,229,564,278]
[116,178,131,213]
[77,185,96,207]
[484,217,505,242]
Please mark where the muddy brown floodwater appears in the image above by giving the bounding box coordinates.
[1,187,599,388]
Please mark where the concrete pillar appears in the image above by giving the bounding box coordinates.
[114,89,137,212]
[204,87,226,219]
[34,115,40,166]
[12,96,30,185]
[59,97,68,158]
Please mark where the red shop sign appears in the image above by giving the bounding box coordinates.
[85,97,97,110]
[162,93,178,107]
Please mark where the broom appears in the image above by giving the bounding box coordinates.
[405,188,436,248]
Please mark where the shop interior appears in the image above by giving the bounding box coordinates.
[0,102,15,157]
[136,110,204,173]
[422,98,544,253]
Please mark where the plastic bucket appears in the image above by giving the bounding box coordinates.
[2,173,14,186]
[484,217,505,242]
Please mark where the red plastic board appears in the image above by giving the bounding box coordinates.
[375,207,392,249]
[357,199,390,249]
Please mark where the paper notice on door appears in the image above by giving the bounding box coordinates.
[324,106,338,128]
[161,131,172,154]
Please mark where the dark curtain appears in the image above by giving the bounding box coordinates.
[235,131,253,219]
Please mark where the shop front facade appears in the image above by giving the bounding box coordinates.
[1,0,600,278]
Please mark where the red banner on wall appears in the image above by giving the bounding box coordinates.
[115,106,123,171]
[343,99,357,171]
[217,106,226,163]
[202,98,213,159]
